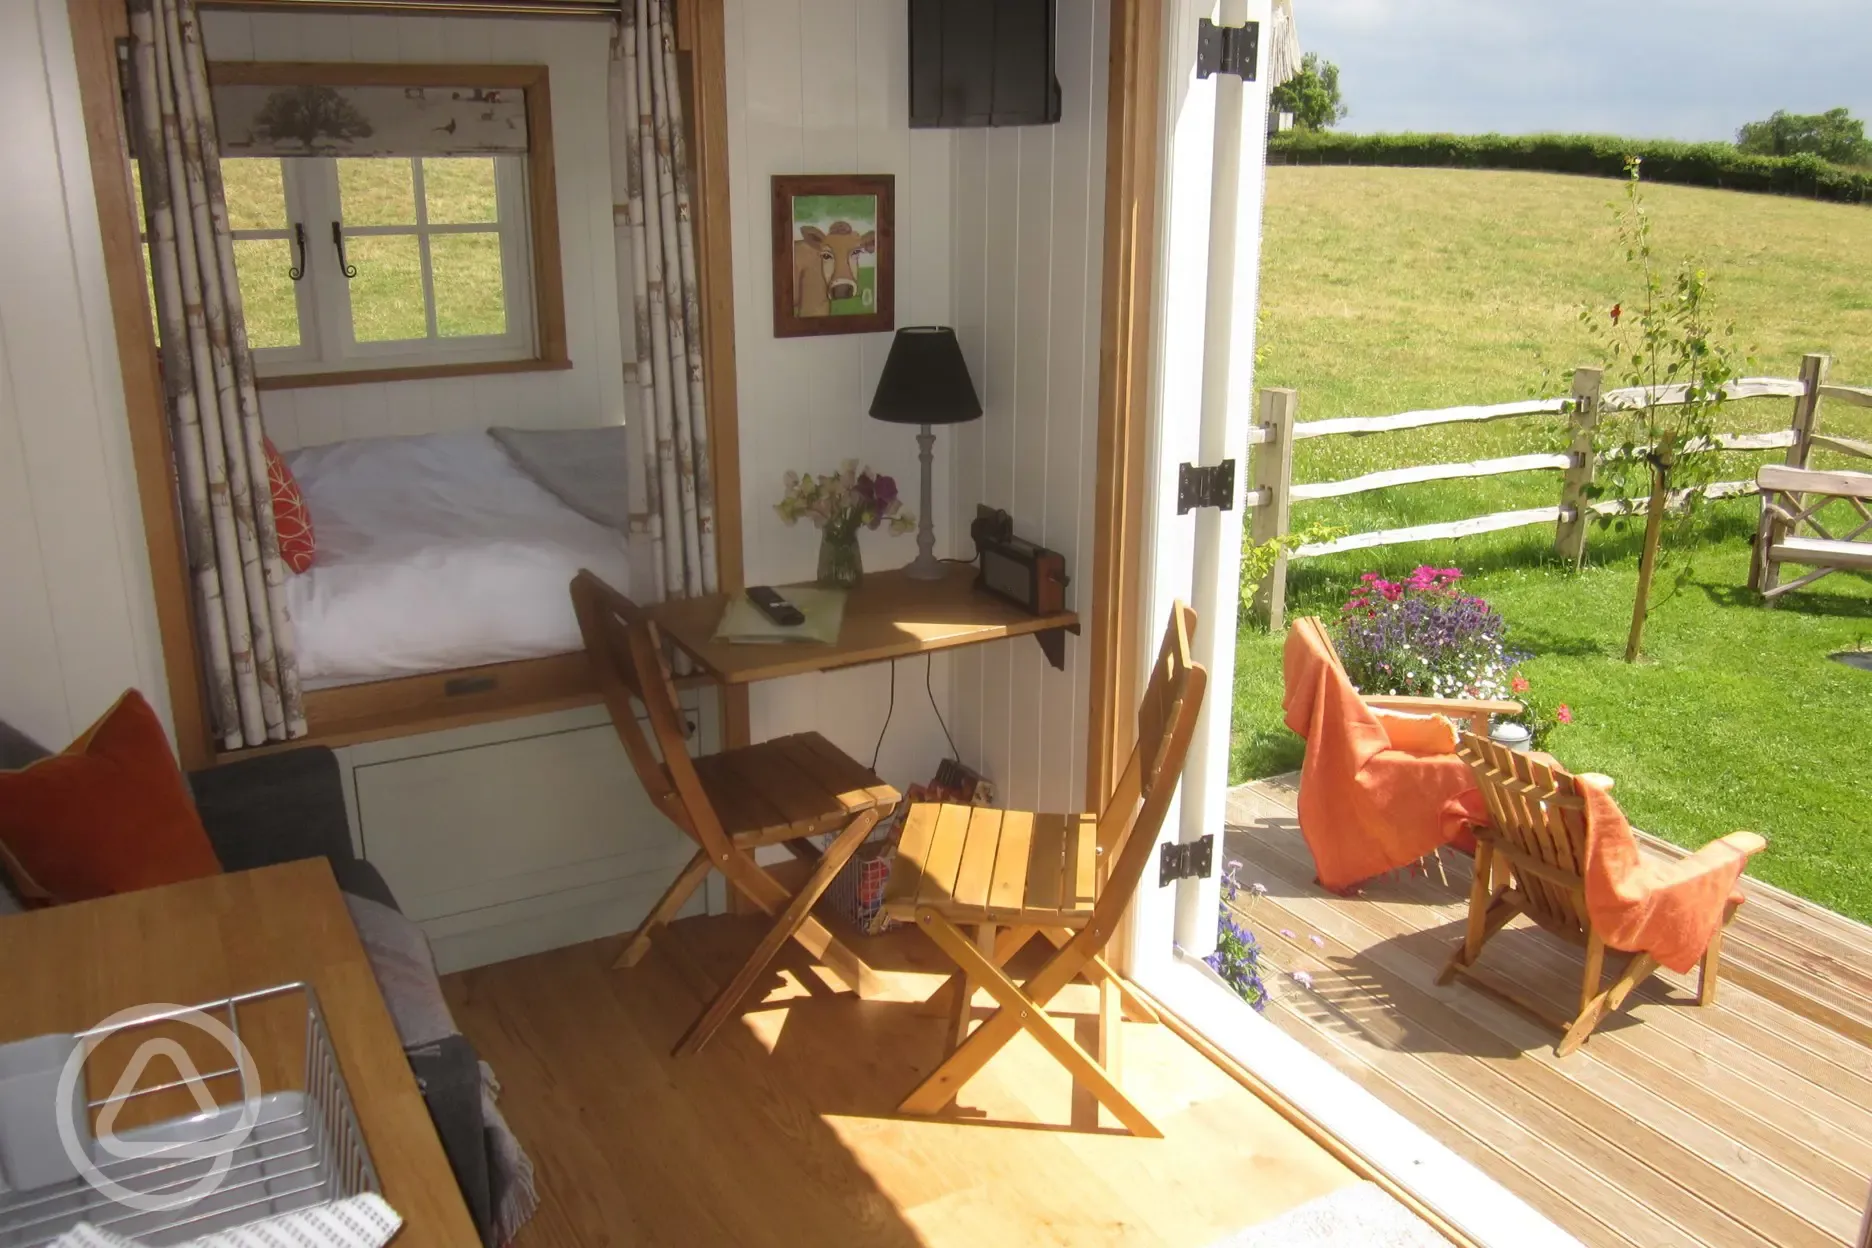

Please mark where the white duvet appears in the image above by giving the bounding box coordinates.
[284,431,632,689]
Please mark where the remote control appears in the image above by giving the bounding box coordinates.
[745,585,805,627]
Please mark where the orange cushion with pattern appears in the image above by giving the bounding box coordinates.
[265,435,316,573]
[0,691,222,905]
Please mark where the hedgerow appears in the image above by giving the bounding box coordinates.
[1268,131,1872,205]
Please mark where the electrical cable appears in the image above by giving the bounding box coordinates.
[926,654,960,762]
[871,659,896,772]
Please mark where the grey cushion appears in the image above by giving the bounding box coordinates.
[343,893,457,1050]
[0,719,51,771]
[188,747,356,872]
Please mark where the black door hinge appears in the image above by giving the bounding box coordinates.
[1159,834,1214,887]
[1195,18,1259,82]
[1177,459,1236,514]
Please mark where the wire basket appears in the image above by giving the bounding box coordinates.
[824,838,900,935]
[0,983,379,1247]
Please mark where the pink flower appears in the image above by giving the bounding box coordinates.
[1555,704,1573,724]
[1511,674,1530,694]
[1309,934,1325,949]
[1292,970,1315,989]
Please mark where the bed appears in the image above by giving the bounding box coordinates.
[285,430,633,690]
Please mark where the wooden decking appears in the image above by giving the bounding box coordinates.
[1225,775,1872,1248]
[442,911,1361,1247]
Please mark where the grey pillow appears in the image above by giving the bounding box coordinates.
[342,893,459,1049]
[0,719,50,771]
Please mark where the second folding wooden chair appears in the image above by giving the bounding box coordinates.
[571,570,901,1056]
[881,602,1207,1137]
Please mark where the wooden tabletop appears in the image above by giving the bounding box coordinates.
[644,561,1080,684]
[0,860,478,1246]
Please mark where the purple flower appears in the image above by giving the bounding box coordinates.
[872,474,898,507]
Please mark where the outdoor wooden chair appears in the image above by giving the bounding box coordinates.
[570,570,900,1056]
[1440,732,1763,1057]
[880,602,1207,1137]
[1748,462,1872,602]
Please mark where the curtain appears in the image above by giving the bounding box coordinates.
[127,0,306,748]
[611,0,717,599]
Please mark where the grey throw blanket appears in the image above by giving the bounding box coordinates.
[344,896,539,1246]
[488,425,632,532]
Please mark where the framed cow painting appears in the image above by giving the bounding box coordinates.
[771,174,895,338]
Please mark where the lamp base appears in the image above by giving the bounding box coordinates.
[903,423,946,580]
[903,549,947,580]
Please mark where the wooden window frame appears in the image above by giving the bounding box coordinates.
[66,0,747,764]
[205,60,569,392]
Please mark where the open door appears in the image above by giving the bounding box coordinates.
[1122,0,1269,987]
[1111,12,1606,1244]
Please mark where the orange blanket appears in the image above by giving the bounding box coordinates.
[1579,777,1753,973]
[1281,624,1483,892]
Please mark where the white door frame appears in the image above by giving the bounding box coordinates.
[1116,7,1581,1244]
[1124,0,1264,983]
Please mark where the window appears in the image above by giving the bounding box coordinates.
[219,154,534,376]
[164,61,569,389]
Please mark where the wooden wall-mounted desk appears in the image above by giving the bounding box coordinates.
[644,562,1079,684]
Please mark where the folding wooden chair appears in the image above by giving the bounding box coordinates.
[881,602,1207,1137]
[571,571,900,1056]
[1440,732,1762,1057]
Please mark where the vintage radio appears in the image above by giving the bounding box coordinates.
[970,505,1069,615]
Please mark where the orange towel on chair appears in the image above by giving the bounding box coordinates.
[1281,623,1483,892]
[1579,777,1752,974]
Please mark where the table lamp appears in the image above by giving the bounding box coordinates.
[869,326,983,580]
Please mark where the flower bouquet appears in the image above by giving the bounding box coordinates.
[776,460,915,589]
[1334,566,1523,702]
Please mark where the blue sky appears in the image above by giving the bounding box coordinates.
[1296,0,1872,142]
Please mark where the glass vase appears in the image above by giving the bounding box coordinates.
[817,522,863,590]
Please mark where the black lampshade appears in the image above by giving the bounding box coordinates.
[868,326,983,426]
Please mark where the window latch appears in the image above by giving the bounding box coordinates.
[330,221,358,279]
[289,223,307,282]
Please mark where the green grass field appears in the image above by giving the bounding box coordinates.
[1238,167,1872,921]
[220,156,507,349]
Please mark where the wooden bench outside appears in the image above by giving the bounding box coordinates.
[1749,463,1872,601]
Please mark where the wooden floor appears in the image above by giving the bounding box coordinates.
[1224,775,1872,1248]
[442,911,1361,1247]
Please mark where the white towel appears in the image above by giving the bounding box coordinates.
[51,1193,402,1248]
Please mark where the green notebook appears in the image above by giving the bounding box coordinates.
[711,587,847,645]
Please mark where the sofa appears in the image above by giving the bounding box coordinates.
[0,722,500,1245]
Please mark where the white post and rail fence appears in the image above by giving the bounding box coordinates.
[1247,351,1872,628]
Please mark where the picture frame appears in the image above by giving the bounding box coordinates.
[771,173,895,338]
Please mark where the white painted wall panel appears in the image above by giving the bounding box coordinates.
[200,12,627,452]
[721,0,959,792]
[948,0,1110,812]
[0,0,170,751]
[337,700,716,973]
